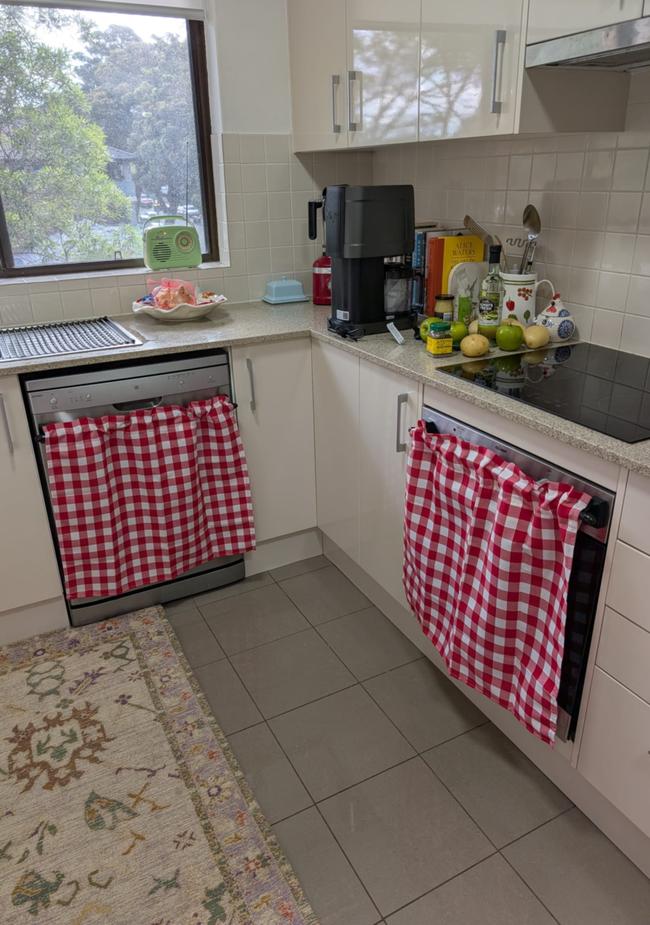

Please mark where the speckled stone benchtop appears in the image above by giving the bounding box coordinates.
[2,301,648,476]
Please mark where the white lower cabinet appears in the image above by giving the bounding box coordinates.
[231,339,317,543]
[579,668,650,838]
[358,359,421,605]
[0,376,62,614]
[312,339,360,562]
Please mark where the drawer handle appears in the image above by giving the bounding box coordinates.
[396,393,408,453]
[0,393,14,456]
[246,357,256,412]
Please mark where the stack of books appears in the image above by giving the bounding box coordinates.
[411,226,484,315]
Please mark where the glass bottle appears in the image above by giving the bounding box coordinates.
[477,244,504,340]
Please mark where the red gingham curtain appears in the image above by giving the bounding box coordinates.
[43,395,255,602]
[403,422,590,744]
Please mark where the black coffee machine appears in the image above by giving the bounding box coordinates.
[308,184,415,338]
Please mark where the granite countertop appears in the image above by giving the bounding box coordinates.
[2,300,649,476]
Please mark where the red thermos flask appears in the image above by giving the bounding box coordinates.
[312,249,332,305]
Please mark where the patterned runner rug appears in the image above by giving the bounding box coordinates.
[0,607,318,924]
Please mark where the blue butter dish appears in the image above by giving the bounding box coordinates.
[262,278,310,304]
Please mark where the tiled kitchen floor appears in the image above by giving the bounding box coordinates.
[166,556,650,925]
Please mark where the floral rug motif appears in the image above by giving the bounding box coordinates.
[0,607,318,924]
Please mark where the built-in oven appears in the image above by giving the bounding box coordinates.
[422,405,614,742]
[22,349,245,626]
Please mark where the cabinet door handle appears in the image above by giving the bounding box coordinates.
[395,393,409,453]
[348,70,363,132]
[331,74,341,134]
[246,357,256,412]
[0,393,14,456]
[491,30,506,115]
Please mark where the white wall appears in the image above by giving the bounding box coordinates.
[211,0,292,134]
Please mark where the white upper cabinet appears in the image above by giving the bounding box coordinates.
[0,376,62,614]
[419,0,524,141]
[346,0,421,147]
[288,0,349,151]
[528,1,644,45]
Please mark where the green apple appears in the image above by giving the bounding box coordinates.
[419,317,435,342]
[449,321,468,345]
[495,323,524,351]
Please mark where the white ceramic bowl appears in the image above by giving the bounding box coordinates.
[132,297,227,323]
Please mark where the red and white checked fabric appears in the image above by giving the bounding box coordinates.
[403,421,590,744]
[43,395,255,602]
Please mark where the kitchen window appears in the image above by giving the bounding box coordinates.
[0,2,218,277]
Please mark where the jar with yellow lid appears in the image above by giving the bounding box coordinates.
[426,321,453,356]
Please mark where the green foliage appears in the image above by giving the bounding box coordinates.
[0,5,131,265]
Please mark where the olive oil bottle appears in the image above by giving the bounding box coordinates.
[477,245,504,340]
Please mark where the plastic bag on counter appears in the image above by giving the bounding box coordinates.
[147,277,197,310]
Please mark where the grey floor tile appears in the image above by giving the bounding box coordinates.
[280,565,370,625]
[270,555,330,582]
[231,629,355,717]
[364,659,486,752]
[386,855,555,925]
[319,606,421,680]
[270,685,414,800]
[228,723,312,823]
[502,808,650,925]
[423,724,571,847]
[320,758,493,916]
[200,584,309,655]
[194,659,262,734]
[172,618,225,668]
[274,807,381,925]
[191,570,274,606]
[164,598,203,629]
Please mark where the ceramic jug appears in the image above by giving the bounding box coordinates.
[500,272,554,326]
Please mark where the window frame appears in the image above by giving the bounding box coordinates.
[0,12,219,278]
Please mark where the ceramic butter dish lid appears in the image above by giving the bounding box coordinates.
[262,278,309,304]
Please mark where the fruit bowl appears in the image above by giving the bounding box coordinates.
[132,296,227,323]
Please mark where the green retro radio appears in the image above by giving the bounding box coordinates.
[143,214,202,270]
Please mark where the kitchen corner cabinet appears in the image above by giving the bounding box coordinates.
[0,376,62,613]
[288,0,420,151]
[527,1,643,44]
[312,339,360,562]
[231,339,316,543]
[358,359,421,605]
[287,0,349,152]
[419,0,523,141]
[312,339,421,604]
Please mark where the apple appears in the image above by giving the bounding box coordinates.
[449,321,468,345]
[495,323,524,351]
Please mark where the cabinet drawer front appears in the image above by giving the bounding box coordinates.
[620,471,650,555]
[578,668,650,838]
[607,541,650,633]
[598,607,650,705]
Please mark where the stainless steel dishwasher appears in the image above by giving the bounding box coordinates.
[22,349,245,625]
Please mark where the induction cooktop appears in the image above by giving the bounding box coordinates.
[438,342,650,444]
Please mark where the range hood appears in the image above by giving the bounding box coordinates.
[526,17,650,70]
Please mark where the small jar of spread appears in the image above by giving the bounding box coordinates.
[434,294,454,321]
[426,321,453,356]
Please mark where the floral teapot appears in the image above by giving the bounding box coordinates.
[537,293,576,343]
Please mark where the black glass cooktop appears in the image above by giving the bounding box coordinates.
[439,343,650,444]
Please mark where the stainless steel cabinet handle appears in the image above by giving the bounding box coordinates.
[348,70,363,132]
[246,357,256,412]
[395,393,408,453]
[0,393,14,456]
[491,30,506,115]
[331,74,341,134]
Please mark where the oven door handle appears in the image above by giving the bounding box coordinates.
[579,497,609,528]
